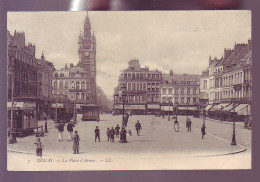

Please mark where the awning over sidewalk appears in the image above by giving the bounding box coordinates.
[210,103,231,111]
[147,104,160,109]
[51,103,64,108]
[205,104,213,111]
[222,104,234,111]
[7,102,36,110]
[161,106,173,111]
[115,105,145,110]
[178,107,196,110]
[234,104,250,115]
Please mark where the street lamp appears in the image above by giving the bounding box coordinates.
[167,97,171,121]
[74,93,77,122]
[231,102,237,145]
[9,56,17,144]
[173,102,178,120]
[203,109,206,126]
[55,74,58,123]
[121,84,127,127]
[186,102,189,119]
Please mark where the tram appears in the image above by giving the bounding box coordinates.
[81,104,100,122]
[7,102,38,137]
[51,103,74,122]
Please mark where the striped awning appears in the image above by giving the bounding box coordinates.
[234,104,250,115]
[210,103,231,111]
[205,104,213,111]
[161,106,174,111]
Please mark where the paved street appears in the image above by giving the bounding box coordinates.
[7,114,251,170]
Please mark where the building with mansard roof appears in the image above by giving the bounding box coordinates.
[200,40,252,119]
[114,58,162,114]
[7,30,54,119]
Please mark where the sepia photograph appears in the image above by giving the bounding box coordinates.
[7,11,252,170]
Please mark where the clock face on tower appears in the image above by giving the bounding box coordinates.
[85,52,89,56]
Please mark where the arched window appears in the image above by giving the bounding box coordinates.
[81,81,86,89]
[86,81,90,89]
[82,93,85,100]
[76,81,80,89]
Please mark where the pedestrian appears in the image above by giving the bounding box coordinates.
[106,127,110,142]
[115,124,120,138]
[174,119,179,132]
[135,120,142,136]
[67,121,75,141]
[73,131,80,154]
[95,126,100,142]
[119,127,127,143]
[57,122,65,141]
[34,138,43,157]
[201,124,206,139]
[110,127,115,142]
[186,117,192,132]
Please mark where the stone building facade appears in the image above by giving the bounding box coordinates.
[161,71,200,106]
[201,40,252,104]
[114,59,162,114]
[52,64,92,106]
[7,30,55,118]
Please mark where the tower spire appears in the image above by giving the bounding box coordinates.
[41,51,45,60]
[84,13,91,38]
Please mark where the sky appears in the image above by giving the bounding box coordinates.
[7,11,251,100]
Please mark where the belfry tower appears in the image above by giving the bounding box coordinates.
[78,14,97,104]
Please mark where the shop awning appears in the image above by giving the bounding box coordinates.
[234,104,250,115]
[178,107,197,111]
[222,104,234,111]
[7,102,36,109]
[210,103,231,111]
[129,105,146,110]
[161,106,173,111]
[51,103,64,108]
[115,105,145,110]
[205,104,213,111]
[147,104,160,109]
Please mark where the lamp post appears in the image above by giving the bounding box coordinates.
[173,102,178,120]
[121,84,127,127]
[167,98,171,121]
[186,103,189,119]
[9,56,17,144]
[203,109,206,126]
[231,102,237,145]
[55,74,58,123]
[74,93,77,122]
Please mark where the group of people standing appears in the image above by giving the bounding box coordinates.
[173,117,206,139]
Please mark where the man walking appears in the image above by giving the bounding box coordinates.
[57,122,65,142]
[135,120,142,136]
[110,127,115,142]
[186,117,192,132]
[201,124,206,139]
[106,127,110,142]
[67,121,75,141]
[95,126,100,142]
